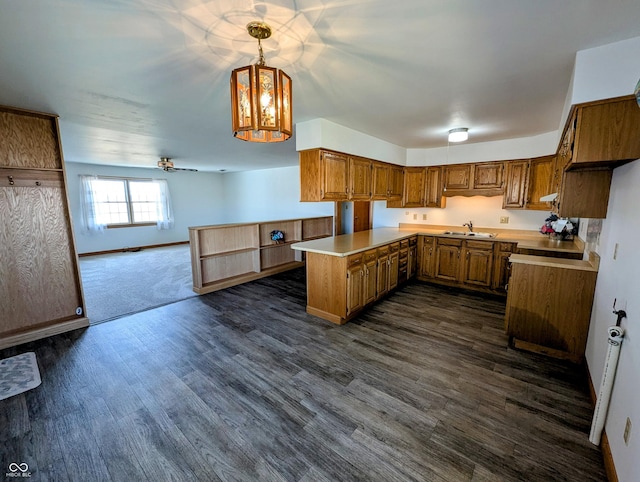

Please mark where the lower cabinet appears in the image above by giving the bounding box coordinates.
[407,236,418,278]
[461,240,494,288]
[505,255,598,362]
[304,239,409,324]
[419,236,436,278]
[346,253,365,316]
[492,242,517,292]
[434,238,463,282]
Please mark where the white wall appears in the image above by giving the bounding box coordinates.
[373,196,547,231]
[221,165,334,223]
[572,36,640,105]
[65,162,226,253]
[585,161,640,482]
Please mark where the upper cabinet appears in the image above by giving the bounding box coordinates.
[502,160,529,209]
[372,161,404,201]
[300,149,404,202]
[402,167,426,207]
[300,149,349,201]
[566,96,640,170]
[349,156,372,200]
[526,156,555,210]
[444,162,504,197]
[425,166,445,208]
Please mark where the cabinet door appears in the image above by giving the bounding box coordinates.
[321,151,349,200]
[419,236,435,278]
[461,241,494,287]
[388,250,399,290]
[425,167,445,208]
[407,237,418,279]
[371,162,389,200]
[376,253,389,298]
[349,156,372,200]
[572,98,640,167]
[557,169,613,218]
[346,261,364,316]
[363,256,378,305]
[403,167,426,207]
[503,160,529,209]
[388,166,404,201]
[493,253,512,292]
[526,156,554,210]
[434,239,462,282]
[443,164,471,191]
[473,162,504,189]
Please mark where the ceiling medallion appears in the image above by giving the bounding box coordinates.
[230,21,292,143]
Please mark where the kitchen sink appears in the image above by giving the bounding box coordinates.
[442,231,497,238]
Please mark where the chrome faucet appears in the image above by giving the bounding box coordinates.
[463,221,473,232]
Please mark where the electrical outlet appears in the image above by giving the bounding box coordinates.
[613,243,619,260]
[413,213,417,220]
[624,417,632,445]
[422,214,427,221]
[500,216,509,224]
[405,211,410,216]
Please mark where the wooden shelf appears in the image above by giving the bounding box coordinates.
[189,216,332,294]
[302,216,333,240]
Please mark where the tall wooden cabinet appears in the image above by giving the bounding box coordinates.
[0,106,88,350]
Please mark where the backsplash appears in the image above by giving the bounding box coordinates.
[373,195,552,231]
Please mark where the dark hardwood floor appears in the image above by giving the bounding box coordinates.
[1,268,606,481]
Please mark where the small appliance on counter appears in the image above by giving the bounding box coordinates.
[540,214,578,240]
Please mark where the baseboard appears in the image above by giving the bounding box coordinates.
[79,240,189,257]
[0,317,90,351]
[587,362,619,482]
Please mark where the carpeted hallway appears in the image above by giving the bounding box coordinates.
[79,244,196,324]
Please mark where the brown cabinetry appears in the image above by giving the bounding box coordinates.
[505,255,599,363]
[473,162,504,190]
[346,254,364,316]
[445,162,504,197]
[376,245,390,298]
[363,249,378,304]
[526,156,555,210]
[388,243,400,291]
[434,238,463,282]
[502,160,529,209]
[389,165,404,201]
[419,236,436,278]
[407,236,418,279]
[492,242,516,292]
[425,167,445,208]
[372,161,389,200]
[1,106,88,350]
[402,167,426,207]
[567,96,640,170]
[349,156,372,200]
[461,240,494,288]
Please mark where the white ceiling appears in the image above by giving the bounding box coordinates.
[1,0,640,172]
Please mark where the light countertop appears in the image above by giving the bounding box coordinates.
[291,226,584,258]
[508,253,599,272]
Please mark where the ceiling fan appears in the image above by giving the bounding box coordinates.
[157,157,198,172]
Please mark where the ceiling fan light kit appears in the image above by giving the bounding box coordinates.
[448,127,469,143]
[230,21,293,143]
[157,157,197,172]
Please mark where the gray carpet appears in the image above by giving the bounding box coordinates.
[79,244,196,324]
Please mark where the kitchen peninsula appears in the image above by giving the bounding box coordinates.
[292,226,585,325]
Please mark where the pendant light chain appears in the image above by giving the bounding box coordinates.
[257,38,266,66]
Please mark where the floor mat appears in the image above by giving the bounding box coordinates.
[0,352,41,401]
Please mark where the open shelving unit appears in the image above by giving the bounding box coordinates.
[189,216,332,294]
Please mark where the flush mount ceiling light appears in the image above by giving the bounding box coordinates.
[230,21,292,143]
[448,127,469,143]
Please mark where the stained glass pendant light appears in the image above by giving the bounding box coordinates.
[230,22,292,142]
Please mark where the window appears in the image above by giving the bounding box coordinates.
[80,175,174,233]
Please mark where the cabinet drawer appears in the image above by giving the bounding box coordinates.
[400,239,409,249]
[377,246,390,256]
[389,242,400,253]
[364,249,377,263]
[347,254,363,267]
[437,238,463,247]
[497,242,516,253]
[409,236,418,246]
[465,240,493,250]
